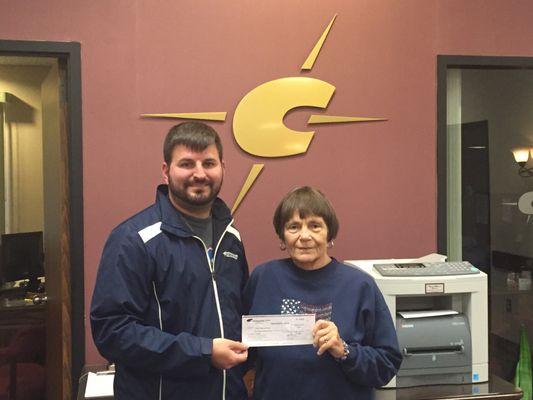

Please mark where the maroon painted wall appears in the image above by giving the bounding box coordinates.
[1,0,532,364]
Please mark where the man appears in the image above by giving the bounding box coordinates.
[91,122,249,400]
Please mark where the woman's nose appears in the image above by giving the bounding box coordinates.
[299,227,312,240]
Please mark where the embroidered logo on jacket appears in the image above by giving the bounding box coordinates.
[281,298,332,321]
[223,251,239,260]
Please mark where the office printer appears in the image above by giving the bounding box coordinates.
[345,258,488,388]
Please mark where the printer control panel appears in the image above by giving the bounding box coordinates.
[374,261,479,276]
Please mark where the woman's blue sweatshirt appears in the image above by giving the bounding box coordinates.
[243,258,402,400]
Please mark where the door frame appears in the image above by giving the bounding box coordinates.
[0,39,84,397]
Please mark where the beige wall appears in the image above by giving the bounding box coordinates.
[0,65,49,233]
[41,62,61,261]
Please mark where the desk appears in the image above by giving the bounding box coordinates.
[0,303,45,320]
[77,371,521,400]
[0,304,46,400]
[376,376,522,400]
[0,303,44,346]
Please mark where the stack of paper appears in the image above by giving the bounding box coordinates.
[398,310,458,319]
[85,372,114,398]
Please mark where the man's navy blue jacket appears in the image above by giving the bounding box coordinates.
[91,185,249,400]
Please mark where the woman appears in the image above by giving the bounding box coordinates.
[244,186,402,400]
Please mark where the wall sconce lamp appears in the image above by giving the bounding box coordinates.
[512,148,533,177]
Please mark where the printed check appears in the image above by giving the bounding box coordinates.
[242,314,315,347]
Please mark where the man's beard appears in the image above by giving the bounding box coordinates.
[168,176,222,208]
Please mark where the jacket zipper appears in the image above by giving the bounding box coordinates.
[193,218,234,400]
[152,282,163,400]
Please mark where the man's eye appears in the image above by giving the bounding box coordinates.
[203,161,217,168]
[178,162,193,168]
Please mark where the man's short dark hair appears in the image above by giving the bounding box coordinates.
[163,121,223,163]
[273,186,339,242]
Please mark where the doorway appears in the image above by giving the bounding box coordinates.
[0,40,83,399]
[437,55,533,380]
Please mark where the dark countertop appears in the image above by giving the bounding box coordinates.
[77,368,522,400]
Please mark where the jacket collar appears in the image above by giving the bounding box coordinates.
[155,184,233,238]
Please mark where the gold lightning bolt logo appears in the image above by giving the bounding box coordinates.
[142,15,386,213]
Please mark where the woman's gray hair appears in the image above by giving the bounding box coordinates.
[273,186,339,242]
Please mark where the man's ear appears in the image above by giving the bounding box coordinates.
[162,162,169,184]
